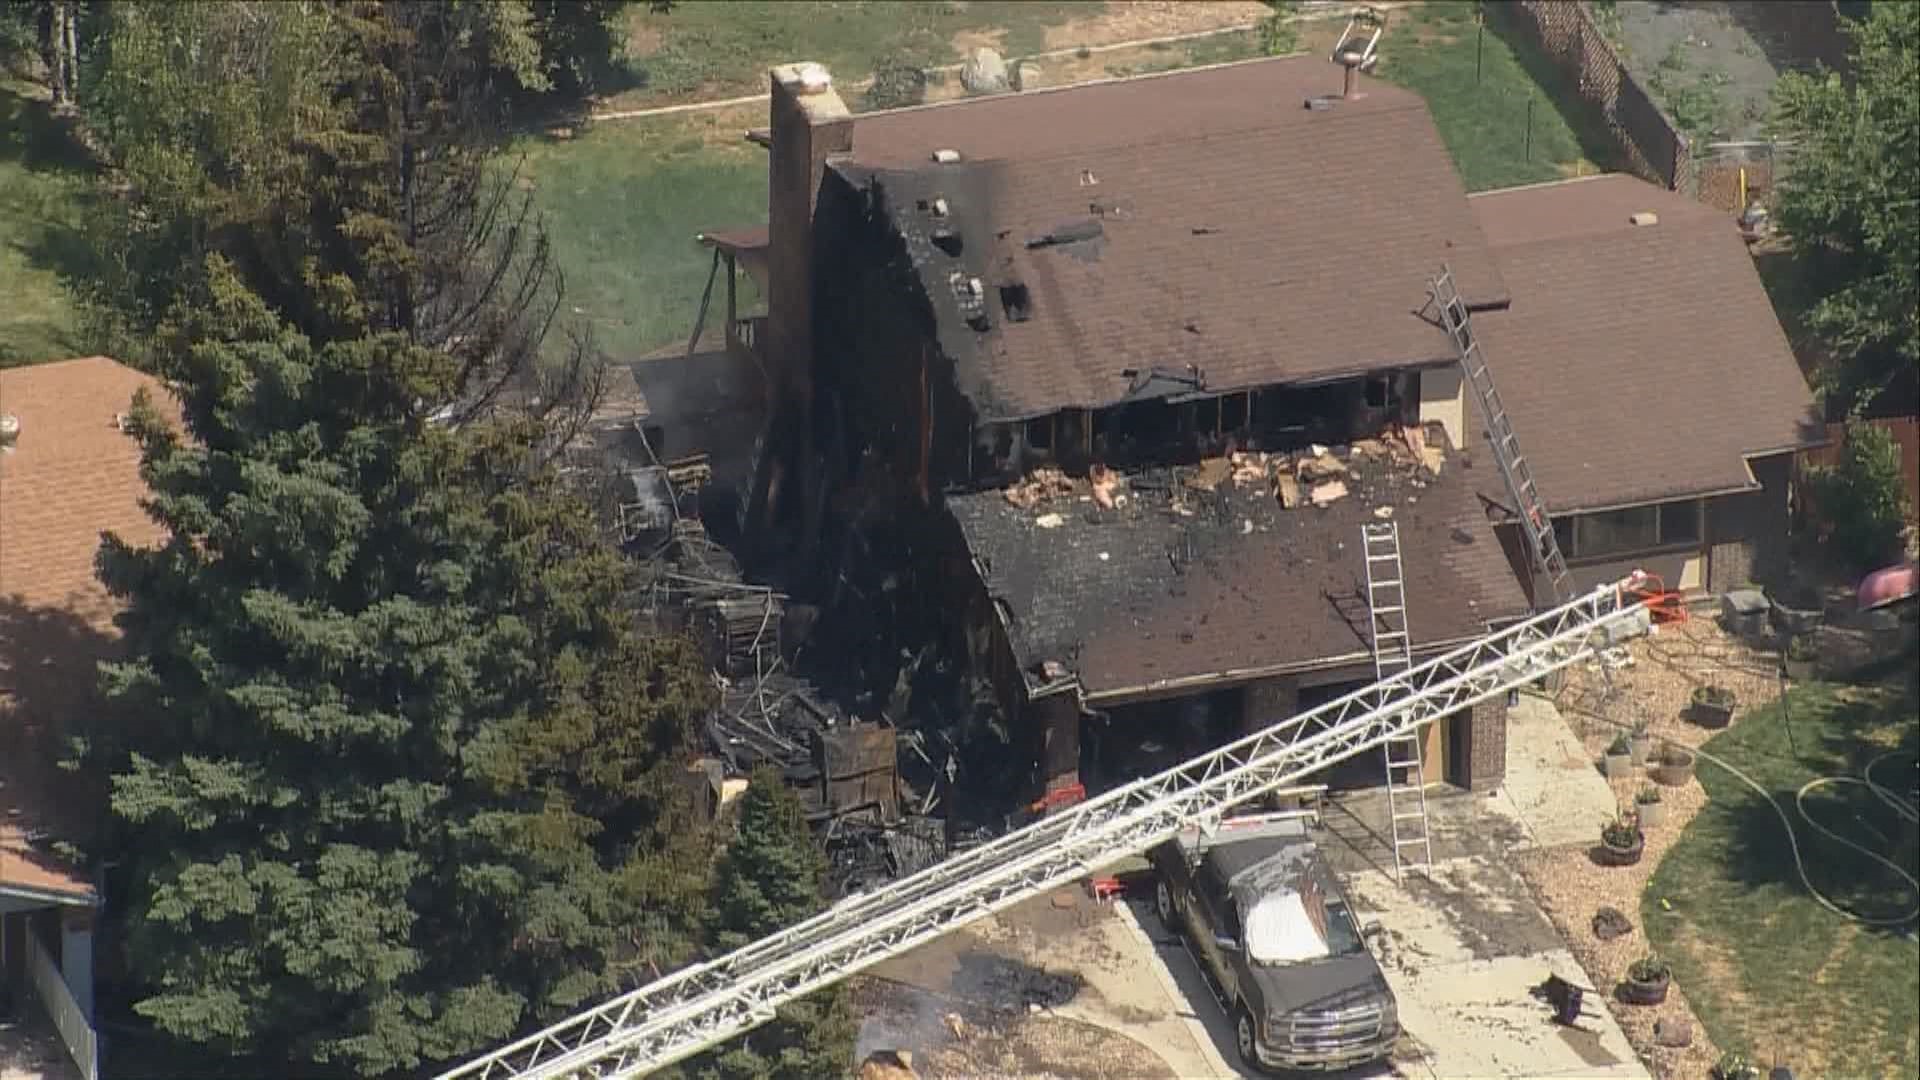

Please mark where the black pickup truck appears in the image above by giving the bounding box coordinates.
[1148,813,1400,1073]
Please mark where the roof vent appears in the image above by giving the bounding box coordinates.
[930,197,950,217]
[931,148,962,164]
[0,413,18,450]
[1629,211,1659,227]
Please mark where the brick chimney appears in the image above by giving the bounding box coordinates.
[765,62,853,456]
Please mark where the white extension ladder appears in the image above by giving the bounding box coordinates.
[1362,521,1432,879]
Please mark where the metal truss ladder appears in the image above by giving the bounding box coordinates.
[1427,266,1573,606]
[440,578,1661,1080]
[1362,521,1432,879]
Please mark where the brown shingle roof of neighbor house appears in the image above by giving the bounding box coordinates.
[1467,175,1825,514]
[1,356,179,904]
[830,55,1508,421]
[949,431,1529,702]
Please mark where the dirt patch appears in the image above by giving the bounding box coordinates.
[1040,1,1270,53]
[951,27,1009,57]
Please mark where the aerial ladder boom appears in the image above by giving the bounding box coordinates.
[440,573,1660,1080]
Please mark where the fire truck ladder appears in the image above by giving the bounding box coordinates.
[1361,521,1431,879]
[439,575,1659,1080]
[1427,266,1573,605]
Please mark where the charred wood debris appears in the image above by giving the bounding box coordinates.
[615,463,1012,898]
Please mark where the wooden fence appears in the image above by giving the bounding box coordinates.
[1495,0,1690,191]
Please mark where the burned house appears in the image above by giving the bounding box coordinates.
[687,55,1820,805]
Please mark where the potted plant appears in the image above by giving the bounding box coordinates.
[1650,745,1696,787]
[1634,786,1666,828]
[1783,634,1818,680]
[1691,684,1737,728]
[1629,720,1653,766]
[1603,733,1634,779]
[1617,955,1670,1005]
[1712,1050,1760,1080]
[1598,814,1643,866]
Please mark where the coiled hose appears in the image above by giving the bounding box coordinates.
[1571,625,1920,928]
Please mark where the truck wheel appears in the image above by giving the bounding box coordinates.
[1155,879,1177,927]
[1234,1006,1261,1069]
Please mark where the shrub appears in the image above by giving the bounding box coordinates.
[1809,422,1912,572]
[1635,786,1662,805]
[1629,956,1670,983]
[865,58,928,111]
[1602,815,1641,848]
[1606,733,1633,756]
[1787,633,1819,661]
[1713,1050,1760,1080]
[1693,685,1736,708]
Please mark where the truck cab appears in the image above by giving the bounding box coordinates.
[1148,812,1399,1073]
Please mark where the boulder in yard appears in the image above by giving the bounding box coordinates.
[961,47,1010,94]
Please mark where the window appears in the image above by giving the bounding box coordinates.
[1552,499,1706,560]
[1365,376,1396,409]
[1026,414,1054,452]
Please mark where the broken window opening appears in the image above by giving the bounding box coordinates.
[1365,376,1392,409]
[1026,414,1055,453]
[1220,392,1250,432]
[999,283,1032,322]
[1196,397,1221,434]
[931,228,964,257]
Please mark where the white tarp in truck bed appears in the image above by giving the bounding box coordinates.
[1227,841,1332,965]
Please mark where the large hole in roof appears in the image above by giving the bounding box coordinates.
[931,228,963,257]
[999,283,1032,323]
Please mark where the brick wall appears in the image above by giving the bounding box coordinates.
[1460,695,1508,792]
[1496,1,1690,191]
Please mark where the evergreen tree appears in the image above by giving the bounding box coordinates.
[681,768,857,1080]
[90,258,715,1075]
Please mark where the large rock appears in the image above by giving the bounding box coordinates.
[961,47,1010,94]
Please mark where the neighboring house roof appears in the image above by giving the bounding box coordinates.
[826,56,1507,421]
[1,356,178,905]
[949,433,1528,702]
[1468,175,1825,514]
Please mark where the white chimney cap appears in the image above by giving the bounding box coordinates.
[792,62,832,93]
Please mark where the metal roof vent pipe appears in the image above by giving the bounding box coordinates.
[1331,7,1385,100]
[0,413,18,451]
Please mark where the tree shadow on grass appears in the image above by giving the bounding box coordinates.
[1712,690,1920,936]
[1484,9,1639,178]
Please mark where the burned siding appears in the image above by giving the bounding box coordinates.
[813,166,985,495]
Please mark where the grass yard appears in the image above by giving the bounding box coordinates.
[612,0,1106,110]
[1372,1,1621,191]
[516,107,768,363]
[0,80,94,366]
[1643,681,1920,1079]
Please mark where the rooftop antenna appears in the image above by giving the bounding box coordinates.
[1331,7,1386,100]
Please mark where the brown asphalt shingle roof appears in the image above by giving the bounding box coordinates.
[949,434,1528,701]
[1,356,178,902]
[838,56,1506,420]
[1468,175,1824,513]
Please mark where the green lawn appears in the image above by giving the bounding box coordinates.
[1378,1,1620,191]
[0,81,95,366]
[517,109,768,362]
[1643,682,1920,1079]
[611,0,1102,110]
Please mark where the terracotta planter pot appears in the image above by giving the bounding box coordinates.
[1599,834,1644,866]
[1651,751,1696,787]
[1630,735,1653,766]
[1617,971,1670,1005]
[1604,752,1634,779]
[1637,800,1667,828]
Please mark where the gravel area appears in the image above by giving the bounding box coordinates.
[1514,616,1787,1080]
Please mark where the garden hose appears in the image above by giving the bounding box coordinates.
[1569,649,1920,929]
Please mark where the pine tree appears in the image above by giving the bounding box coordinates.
[681,768,857,1080]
